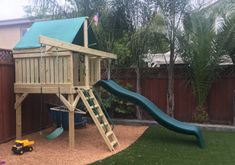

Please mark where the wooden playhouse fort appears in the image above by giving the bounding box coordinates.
[13,17,119,151]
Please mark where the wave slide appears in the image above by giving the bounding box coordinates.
[95,80,205,148]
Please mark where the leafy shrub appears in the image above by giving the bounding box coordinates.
[192,105,209,123]
[96,82,136,118]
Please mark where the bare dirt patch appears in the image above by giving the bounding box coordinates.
[0,124,147,165]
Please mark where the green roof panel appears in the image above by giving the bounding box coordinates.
[14,17,88,49]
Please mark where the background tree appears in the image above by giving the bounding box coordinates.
[199,0,235,64]
[24,0,107,18]
[179,11,223,122]
[218,13,235,63]
[157,0,190,117]
[110,1,168,119]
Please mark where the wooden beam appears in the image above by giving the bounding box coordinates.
[16,94,22,139]
[14,93,28,109]
[96,58,101,81]
[68,94,75,148]
[72,53,79,86]
[83,21,90,86]
[16,106,22,139]
[13,47,67,54]
[107,59,111,80]
[45,45,54,52]
[13,51,71,58]
[84,55,89,86]
[55,92,81,112]
[72,94,80,107]
[84,18,88,48]
[39,36,117,59]
[14,84,76,94]
[56,94,73,111]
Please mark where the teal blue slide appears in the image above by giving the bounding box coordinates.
[95,80,205,148]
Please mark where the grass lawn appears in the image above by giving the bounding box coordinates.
[92,126,235,165]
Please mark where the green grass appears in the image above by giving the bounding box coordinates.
[92,126,235,165]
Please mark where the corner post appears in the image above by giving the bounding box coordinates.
[15,94,22,139]
[84,17,88,48]
[68,94,75,148]
[84,17,89,86]
[96,58,101,81]
[107,59,111,80]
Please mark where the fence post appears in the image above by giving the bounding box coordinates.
[233,90,235,125]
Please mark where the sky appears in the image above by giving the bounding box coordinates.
[0,0,29,20]
[0,0,218,21]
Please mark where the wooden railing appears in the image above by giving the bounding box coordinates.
[14,49,101,87]
[14,51,73,85]
[89,58,101,85]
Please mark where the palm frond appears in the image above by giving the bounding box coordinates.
[179,11,222,106]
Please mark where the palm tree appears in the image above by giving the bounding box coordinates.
[178,12,223,122]
[218,13,235,63]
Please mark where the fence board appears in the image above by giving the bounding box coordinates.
[111,67,235,124]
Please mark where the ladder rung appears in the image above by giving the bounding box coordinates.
[85,88,92,93]
[96,114,104,118]
[100,122,108,128]
[81,89,88,92]
[86,96,95,100]
[91,105,99,109]
[106,131,113,137]
[111,140,118,147]
[81,89,90,96]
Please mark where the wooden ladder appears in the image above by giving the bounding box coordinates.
[78,87,120,151]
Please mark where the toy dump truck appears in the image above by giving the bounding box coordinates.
[12,139,35,155]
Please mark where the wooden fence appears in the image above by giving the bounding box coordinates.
[111,67,235,124]
[0,49,15,143]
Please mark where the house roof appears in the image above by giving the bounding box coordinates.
[143,52,233,67]
[0,18,34,26]
[14,17,96,49]
[143,52,184,67]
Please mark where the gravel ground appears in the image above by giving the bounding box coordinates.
[0,124,147,165]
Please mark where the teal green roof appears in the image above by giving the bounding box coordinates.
[14,17,97,49]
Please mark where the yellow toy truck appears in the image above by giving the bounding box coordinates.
[11,139,35,155]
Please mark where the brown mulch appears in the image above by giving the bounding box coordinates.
[0,124,148,165]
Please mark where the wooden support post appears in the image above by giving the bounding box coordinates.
[14,93,28,109]
[15,94,22,139]
[56,93,72,111]
[68,94,75,148]
[84,55,89,86]
[107,59,111,80]
[233,90,235,125]
[84,18,90,86]
[84,18,88,48]
[72,94,80,108]
[96,58,101,81]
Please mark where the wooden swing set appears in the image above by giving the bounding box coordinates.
[13,17,119,151]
